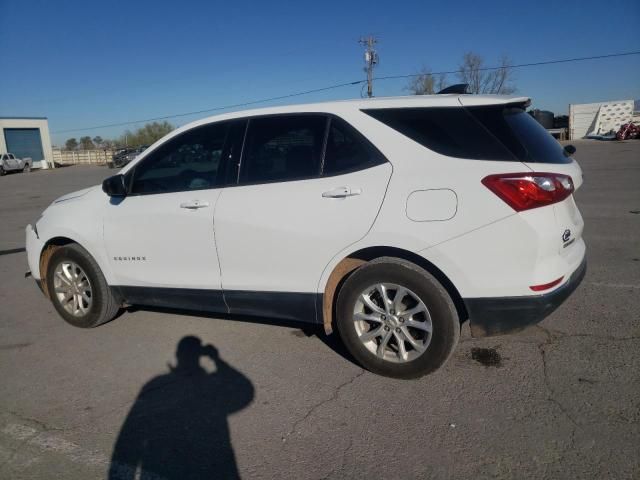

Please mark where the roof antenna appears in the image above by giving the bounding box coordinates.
[437,83,469,94]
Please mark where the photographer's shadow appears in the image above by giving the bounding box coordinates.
[108,336,254,480]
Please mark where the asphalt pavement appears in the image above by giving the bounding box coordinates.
[0,140,638,479]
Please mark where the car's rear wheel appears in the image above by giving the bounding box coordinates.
[23,164,31,173]
[0,167,5,176]
[336,257,459,379]
[46,243,120,328]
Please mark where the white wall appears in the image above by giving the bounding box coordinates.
[0,118,54,169]
[569,100,634,140]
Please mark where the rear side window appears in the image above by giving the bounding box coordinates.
[240,115,326,184]
[363,106,571,164]
[323,117,386,176]
[363,107,514,161]
[469,106,570,164]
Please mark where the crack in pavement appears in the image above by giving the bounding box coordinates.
[1,373,199,435]
[2,398,133,436]
[282,369,365,443]
[320,435,354,480]
[535,326,580,468]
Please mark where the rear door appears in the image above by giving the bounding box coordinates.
[214,114,391,317]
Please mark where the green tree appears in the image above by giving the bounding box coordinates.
[92,136,103,147]
[79,136,95,150]
[65,138,78,150]
[118,121,174,147]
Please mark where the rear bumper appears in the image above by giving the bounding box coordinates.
[464,256,587,337]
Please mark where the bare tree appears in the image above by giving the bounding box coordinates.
[457,52,515,94]
[405,67,448,95]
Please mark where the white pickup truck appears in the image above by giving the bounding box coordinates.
[0,153,32,175]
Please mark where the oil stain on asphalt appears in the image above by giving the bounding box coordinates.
[471,347,503,367]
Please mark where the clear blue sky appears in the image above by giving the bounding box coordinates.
[1,0,638,146]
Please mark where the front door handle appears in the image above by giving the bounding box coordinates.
[180,200,210,210]
[322,187,362,198]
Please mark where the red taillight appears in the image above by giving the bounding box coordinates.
[482,172,574,211]
[530,276,564,292]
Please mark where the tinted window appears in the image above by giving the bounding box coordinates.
[468,106,570,164]
[240,115,326,184]
[129,122,229,195]
[323,117,385,176]
[363,106,571,164]
[363,107,515,160]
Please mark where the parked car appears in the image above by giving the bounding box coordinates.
[108,146,148,169]
[25,95,586,378]
[1,152,32,175]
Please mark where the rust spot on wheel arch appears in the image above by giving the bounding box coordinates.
[39,244,60,299]
[322,257,365,335]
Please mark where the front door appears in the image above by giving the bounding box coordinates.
[214,114,392,320]
[103,120,237,302]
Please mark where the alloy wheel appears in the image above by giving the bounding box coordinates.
[53,261,93,317]
[353,283,432,363]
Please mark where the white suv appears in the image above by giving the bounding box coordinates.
[25,95,586,378]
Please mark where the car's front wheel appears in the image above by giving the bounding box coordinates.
[336,257,460,379]
[46,243,120,328]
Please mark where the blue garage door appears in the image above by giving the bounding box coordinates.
[4,128,44,161]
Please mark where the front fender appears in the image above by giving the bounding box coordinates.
[35,226,115,285]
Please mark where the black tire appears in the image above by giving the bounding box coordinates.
[0,167,5,176]
[46,243,120,328]
[336,257,460,379]
[23,164,31,173]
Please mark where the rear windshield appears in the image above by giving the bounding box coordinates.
[363,105,570,164]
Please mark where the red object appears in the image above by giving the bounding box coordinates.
[530,277,564,292]
[482,173,574,212]
[616,123,640,141]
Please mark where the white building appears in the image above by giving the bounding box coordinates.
[0,117,54,169]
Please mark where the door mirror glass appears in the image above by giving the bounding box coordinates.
[102,174,127,197]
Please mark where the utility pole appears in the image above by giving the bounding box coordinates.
[359,35,378,98]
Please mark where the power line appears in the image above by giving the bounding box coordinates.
[373,50,640,81]
[53,50,640,135]
[52,79,365,134]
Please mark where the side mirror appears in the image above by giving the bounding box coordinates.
[563,144,576,157]
[102,174,127,197]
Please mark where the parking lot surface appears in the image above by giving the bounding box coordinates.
[1,141,639,479]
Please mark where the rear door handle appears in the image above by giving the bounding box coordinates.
[180,200,210,210]
[322,187,362,198]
